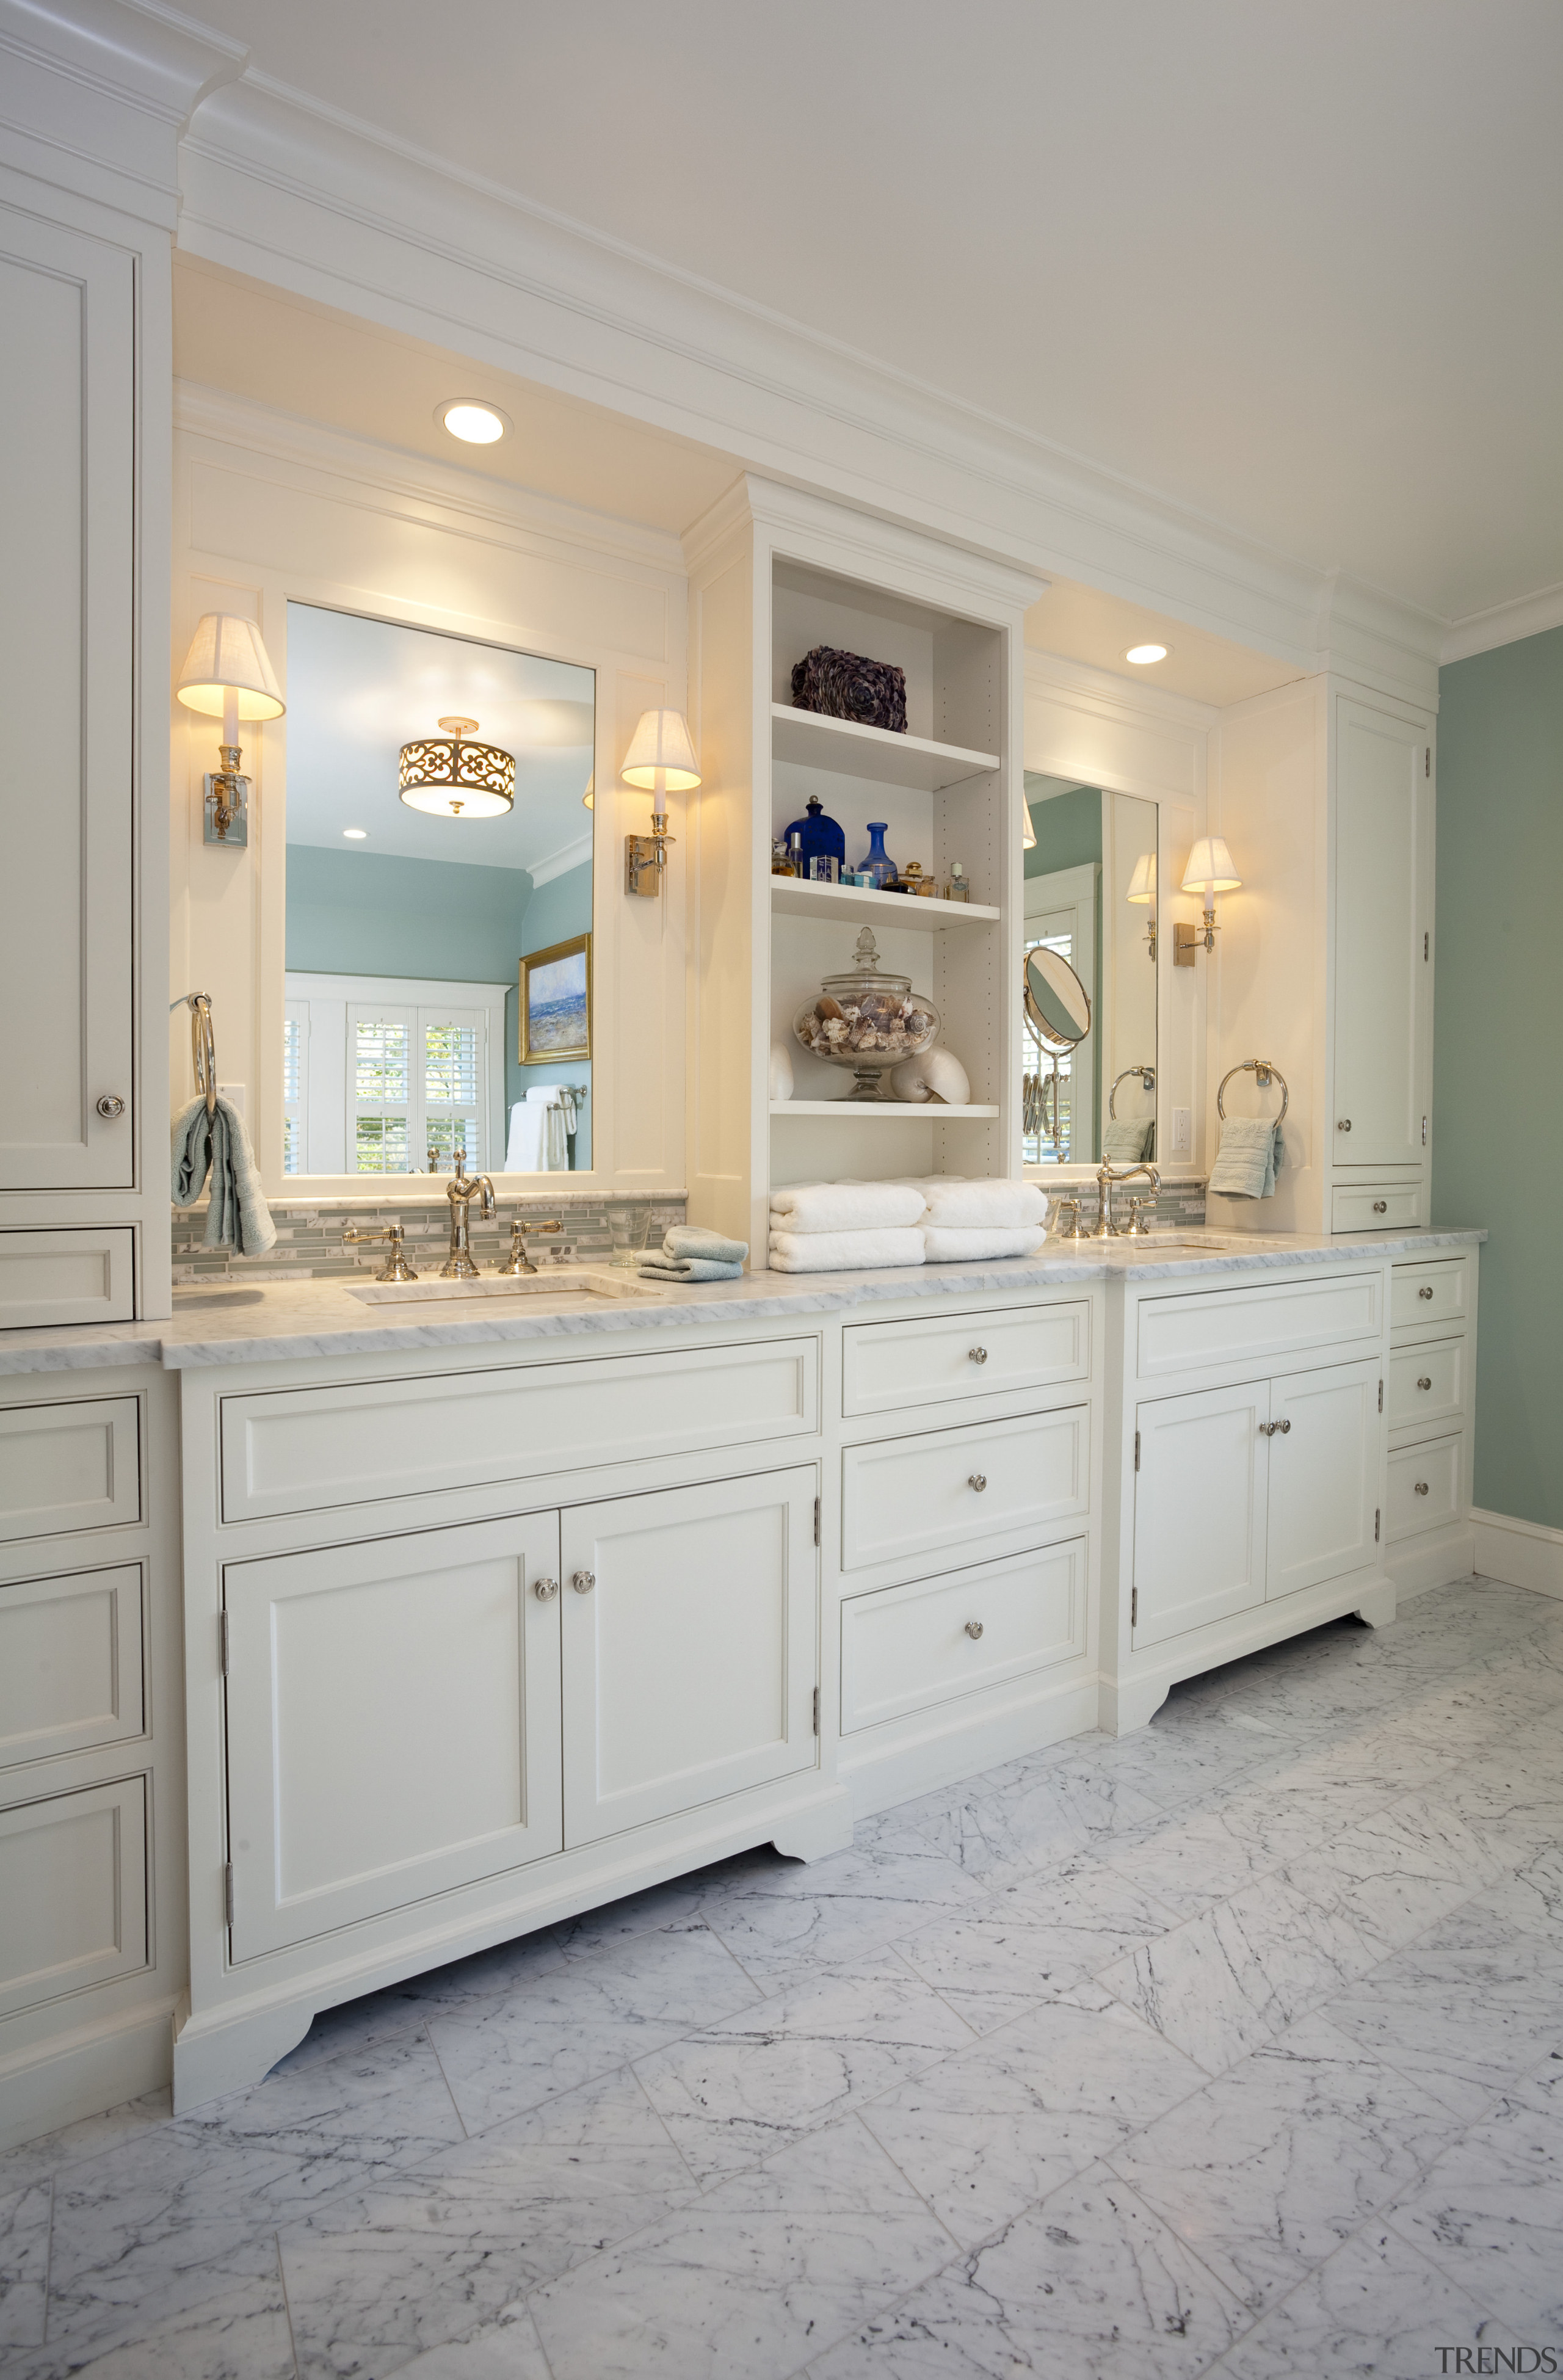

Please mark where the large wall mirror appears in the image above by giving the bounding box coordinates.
[282,604,595,1178]
[1022,774,1158,1168]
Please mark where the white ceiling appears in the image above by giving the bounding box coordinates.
[178,0,1563,629]
[284,603,595,877]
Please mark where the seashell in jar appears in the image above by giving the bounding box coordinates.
[816,994,846,1021]
[857,992,901,1028]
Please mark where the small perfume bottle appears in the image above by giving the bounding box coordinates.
[771,837,796,877]
[945,861,971,902]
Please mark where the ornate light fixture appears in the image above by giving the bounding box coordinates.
[398,716,515,819]
[175,611,286,847]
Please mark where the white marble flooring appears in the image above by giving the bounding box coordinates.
[3,1575,1561,2380]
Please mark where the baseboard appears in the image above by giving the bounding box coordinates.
[1387,1520,1476,1603]
[1471,1507,1563,1601]
[0,1996,176,2157]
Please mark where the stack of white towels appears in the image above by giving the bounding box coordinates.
[768,1178,1046,1271]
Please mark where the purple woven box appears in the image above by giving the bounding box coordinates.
[790,644,907,735]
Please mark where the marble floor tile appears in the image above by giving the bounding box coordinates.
[1466,1839,1563,1951]
[857,1752,1164,1892]
[805,2163,1247,2380]
[275,1930,567,2078]
[1054,1716,1274,1812]
[528,2114,958,2380]
[280,2066,700,2379]
[1099,1801,1285,1922]
[0,2179,52,2348]
[1319,1903,1563,2113]
[1211,2219,1519,2379]
[426,1921,761,2135]
[860,1994,1207,2247]
[548,1863,740,1958]
[1109,2012,1471,2312]
[0,2094,171,2202]
[1383,2054,1563,2333]
[633,1959,976,2184]
[892,1855,1181,2033]
[3,2268,297,2380]
[1280,1790,1502,1963]
[698,1844,990,1987]
[385,2309,552,2377]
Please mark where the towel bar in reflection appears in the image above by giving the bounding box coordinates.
[1108,1065,1155,1118]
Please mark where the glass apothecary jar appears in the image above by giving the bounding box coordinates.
[792,927,940,1101]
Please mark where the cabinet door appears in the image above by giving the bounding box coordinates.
[1333,697,1431,1167]
[562,1468,818,1846]
[0,206,134,1190]
[1266,1358,1382,1600]
[224,1514,562,1961]
[1131,1382,1269,1649]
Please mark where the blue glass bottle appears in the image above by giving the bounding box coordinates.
[858,821,896,890]
[782,794,845,879]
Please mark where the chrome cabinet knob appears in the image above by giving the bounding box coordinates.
[968,1347,988,1365]
[1416,1376,1432,1391]
[1418,1284,1434,1299]
[964,1620,984,1640]
[1278,1418,1290,1433]
[533,1576,559,1600]
[968,1473,987,1492]
[1261,1419,1291,1436]
[95,1094,126,1120]
[571,1569,596,1594]
[1414,1481,1430,1496]
[1337,1118,1352,1131]
[1373,1200,1388,1214]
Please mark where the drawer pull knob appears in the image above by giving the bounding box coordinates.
[1418,1285,1434,1299]
[533,1576,559,1600]
[571,1569,596,1594]
[1373,1200,1388,1214]
[964,1619,985,1640]
[968,1346,988,1365]
[1338,1118,1352,1131]
[1414,1481,1430,1496]
[1417,1377,1432,1391]
[968,1473,987,1492]
[95,1092,126,1120]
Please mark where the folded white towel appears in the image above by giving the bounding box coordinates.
[922,1224,1045,1261]
[767,1227,926,1273]
[915,1179,1048,1228]
[769,1181,927,1234]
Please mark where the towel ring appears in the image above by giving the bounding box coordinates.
[172,991,217,1118]
[1108,1065,1156,1119]
[1216,1058,1288,1126]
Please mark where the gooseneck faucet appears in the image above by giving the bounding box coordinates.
[1091,1160,1161,1239]
[436,1148,496,1279]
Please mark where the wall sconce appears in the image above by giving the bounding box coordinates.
[1176,834,1241,965]
[621,708,699,896]
[175,612,285,846]
[1126,851,1156,960]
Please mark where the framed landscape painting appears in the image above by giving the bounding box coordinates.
[519,932,592,1062]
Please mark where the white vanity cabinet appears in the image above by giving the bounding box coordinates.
[1383,1249,1478,1597]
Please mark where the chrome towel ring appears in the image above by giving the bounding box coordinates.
[1216,1058,1289,1125]
[1108,1065,1156,1119]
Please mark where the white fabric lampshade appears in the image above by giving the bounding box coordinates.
[620,708,700,792]
[176,614,285,721]
[1126,852,1157,902]
[1022,802,1037,851]
[1181,834,1241,894]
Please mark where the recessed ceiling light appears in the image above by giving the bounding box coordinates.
[343,827,368,840]
[438,399,510,446]
[1125,642,1170,666]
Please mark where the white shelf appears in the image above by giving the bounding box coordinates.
[770,876,999,932]
[772,1100,1001,1119]
[771,703,1000,792]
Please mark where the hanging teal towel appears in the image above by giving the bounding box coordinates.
[172,1096,277,1254]
[1102,1117,1151,1162]
[1208,1114,1284,1199]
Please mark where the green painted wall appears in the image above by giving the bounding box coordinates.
[1433,625,1563,1528]
[286,844,593,1167]
[1024,780,1104,1155]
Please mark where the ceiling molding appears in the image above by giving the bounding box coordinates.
[172,67,1446,695]
[1441,581,1563,667]
[1024,648,1220,736]
[526,832,593,889]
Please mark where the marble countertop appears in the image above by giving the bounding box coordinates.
[0,1226,1485,1376]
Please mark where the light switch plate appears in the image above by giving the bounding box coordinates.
[1172,1106,1192,1156]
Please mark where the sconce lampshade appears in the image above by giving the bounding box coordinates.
[1022,802,1037,851]
[1181,835,1241,895]
[620,708,700,793]
[1126,852,1157,903]
[176,614,285,720]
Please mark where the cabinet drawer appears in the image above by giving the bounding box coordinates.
[1137,1271,1381,1382]
[0,1776,148,2019]
[841,1405,1089,1573]
[0,1396,141,1544]
[0,1563,143,1769]
[1332,1181,1424,1233]
[841,1537,1087,1733]
[1391,1257,1470,1336]
[1388,1338,1465,1436]
[1387,1435,1463,1539]
[842,1301,1089,1418]
[220,1337,818,1523]
[0,1230,135,1329]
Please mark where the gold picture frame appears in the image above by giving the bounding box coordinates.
[519,932,592,1064]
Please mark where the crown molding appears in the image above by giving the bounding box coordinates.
[1024,647,1220,735]
[1441,580,1563,667]
[526,832,593,889]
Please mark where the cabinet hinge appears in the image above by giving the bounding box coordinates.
[1422,1116,1429,1145]
[1424,931,1429,961]
[1131,1587,1139,1628]
[1134,1429,1141,1471]
[1375,1507,1381,1543]
[1378,1378,1383,1413]
[219,1611,230,1677]
[1425,746,1431,778]
[811,1685,819,1736]
[223,1863,234,1927]
[813,1496,821,1547]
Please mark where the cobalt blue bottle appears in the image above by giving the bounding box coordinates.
[858,821,896,890]
[783,793,846,879]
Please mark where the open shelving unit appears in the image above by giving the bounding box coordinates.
[769,875,1001,932]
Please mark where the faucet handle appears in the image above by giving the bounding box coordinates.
[342,1223,418,1283]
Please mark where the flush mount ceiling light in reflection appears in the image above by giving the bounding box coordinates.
[438,399,510,445]
[1125,642,1170,666]
[343,827,368,840]
[398,716,515,818]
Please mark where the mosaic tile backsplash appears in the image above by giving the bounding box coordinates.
[172,1194,689,1282]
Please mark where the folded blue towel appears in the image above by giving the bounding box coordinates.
[172,1095,277,1254]
[1101,1117,1150,1162]
[639,1254,745,1283]
[1208,1115,1284,1199]
[664,1223,750,1265]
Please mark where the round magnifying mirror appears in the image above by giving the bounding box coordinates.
[1023,946,1092,1053]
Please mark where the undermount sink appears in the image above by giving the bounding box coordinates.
[347,1269,664,1309]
